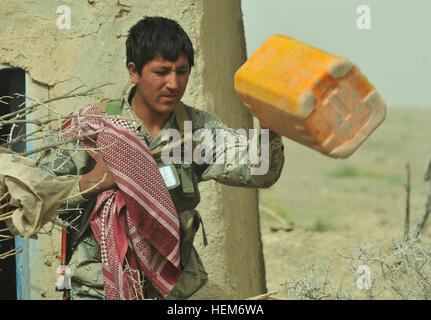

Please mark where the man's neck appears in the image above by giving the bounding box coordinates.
[130,91,171,138]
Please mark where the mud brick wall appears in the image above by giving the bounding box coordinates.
[0,0,265,299]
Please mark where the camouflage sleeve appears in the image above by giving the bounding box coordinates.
[190,108,285,188]
[34,130,94,206]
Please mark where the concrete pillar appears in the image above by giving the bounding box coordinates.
[0,0,266,299]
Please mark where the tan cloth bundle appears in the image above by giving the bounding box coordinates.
[0,148,79,239]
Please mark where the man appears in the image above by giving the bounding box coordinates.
[36,16,285,300]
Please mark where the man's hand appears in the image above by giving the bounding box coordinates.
[79,155,116,198]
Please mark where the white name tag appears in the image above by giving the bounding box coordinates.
[158,164,180,189]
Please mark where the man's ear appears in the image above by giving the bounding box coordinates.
[127,62,140,84]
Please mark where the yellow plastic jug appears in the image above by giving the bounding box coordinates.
[234,34,386,158]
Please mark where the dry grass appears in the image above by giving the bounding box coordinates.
[260,107,431,300]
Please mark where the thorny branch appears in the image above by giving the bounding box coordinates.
[0,84,114,260]
[0,83,112,122]
[405,162,411,241]
[0,248,22,260]
[20,127,106,157]
[414,155,431,238]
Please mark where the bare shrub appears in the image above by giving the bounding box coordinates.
[0,84,112,260]
[278,158,431,300]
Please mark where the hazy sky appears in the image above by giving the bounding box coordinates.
[241,0,431,108]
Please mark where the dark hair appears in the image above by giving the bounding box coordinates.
[126,16,194,74]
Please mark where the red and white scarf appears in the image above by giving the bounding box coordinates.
[62,104,180,299]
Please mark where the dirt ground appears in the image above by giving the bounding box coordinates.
[259,107,431,299]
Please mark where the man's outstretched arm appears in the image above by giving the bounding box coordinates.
[78,155,116,197]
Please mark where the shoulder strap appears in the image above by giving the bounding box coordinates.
[152,102,194,157]
[175,102,189,137]
[175,102,198,156]
[106,99,122,115]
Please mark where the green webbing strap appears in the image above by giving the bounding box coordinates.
[106,99,122,115]
[200,217,208,247]
[189,209,208,247]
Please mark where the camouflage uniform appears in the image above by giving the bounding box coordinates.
[36,84,285,300]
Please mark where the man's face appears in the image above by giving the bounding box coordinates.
[129,54,190,115]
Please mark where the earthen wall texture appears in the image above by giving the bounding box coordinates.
[0,0,265,299]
